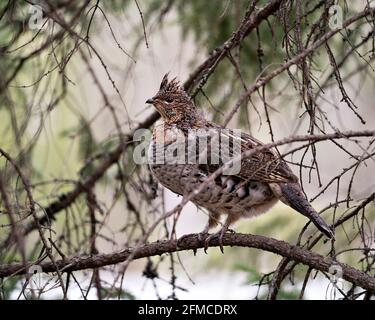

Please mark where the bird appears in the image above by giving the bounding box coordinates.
[146,74,334,252]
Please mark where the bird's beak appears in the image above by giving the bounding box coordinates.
[146,98,154,104]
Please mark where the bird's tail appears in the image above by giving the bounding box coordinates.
[276,183,335,239]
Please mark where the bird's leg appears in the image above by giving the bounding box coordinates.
[177,211,219,249]
[203,225,229,254]
[199,211,221,248]
[176,223,210,255]
[197,223,210,242]
[204,214,237,254]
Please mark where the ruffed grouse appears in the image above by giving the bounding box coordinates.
[146,74,334,252]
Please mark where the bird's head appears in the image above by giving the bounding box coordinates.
[146,74,199,126]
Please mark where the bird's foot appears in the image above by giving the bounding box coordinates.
[176,233,194,248]
[204,227,231,254]
[177,232,209,255]
[198,231,209,243]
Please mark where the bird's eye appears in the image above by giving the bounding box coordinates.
[165,98,174,103]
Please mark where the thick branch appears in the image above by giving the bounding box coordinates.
[1,233,374,293]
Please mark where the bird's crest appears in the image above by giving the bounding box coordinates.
[158,73,189,100]
[159,73,169,90]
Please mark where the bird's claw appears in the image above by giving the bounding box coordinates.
[176,232,209,255]
[198,231,209,243]
[203,228,229,254]
[178,229,233,254]
[176,233,194,248]
[203,233,216,254]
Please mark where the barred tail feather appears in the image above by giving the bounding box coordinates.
[278,183,335,239]
[307,210,335,239]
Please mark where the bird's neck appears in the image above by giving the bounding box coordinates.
[164,112,205,132]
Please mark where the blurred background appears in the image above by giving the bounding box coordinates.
[0,0,374,300]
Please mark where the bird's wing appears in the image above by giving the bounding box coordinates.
[237,131,298,183]
[201,123,298,184]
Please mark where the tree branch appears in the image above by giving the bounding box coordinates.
[184,0,283,95]
[224,5,375,124]
[1,233,374,293]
